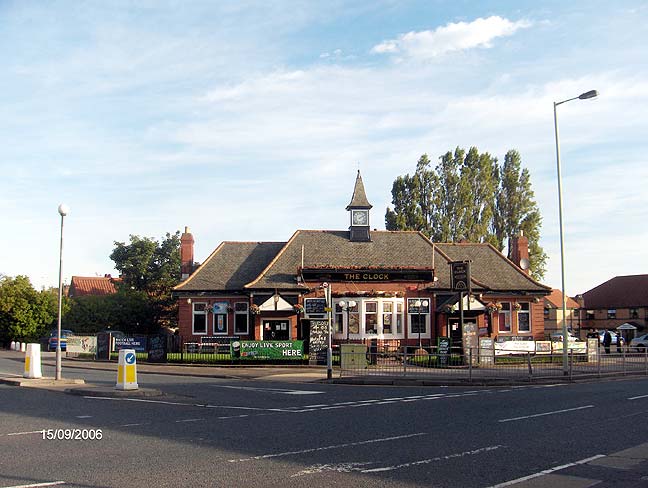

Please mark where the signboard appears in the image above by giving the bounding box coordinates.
[535,341,552,355]
[96,332,110,360]
[309,320,328,365]
[407,298,430,314]
[114,337,148,352]
[147,335,167,363]
[67,336,97,354]
[304,298,327,315]
[479,338,494,365]
[451,261,471,291]
[212,302,229,314]
[301,268,434,282]
[437,337,451,366]
[495,340,535,356]
[233,340,304,360]
[587,338,599,362]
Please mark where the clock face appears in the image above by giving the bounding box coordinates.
[352,210,368,225]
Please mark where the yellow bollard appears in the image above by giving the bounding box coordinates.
[116,349,138,390]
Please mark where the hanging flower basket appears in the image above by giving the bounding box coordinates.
[486,302,502,313]
[513,302,522,311]
[250,304,261,315]
[293,304,305,314]
[226,306,234,313]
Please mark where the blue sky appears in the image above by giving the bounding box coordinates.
[1,1,647,296]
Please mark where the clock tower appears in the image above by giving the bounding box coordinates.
[346,170,372,242]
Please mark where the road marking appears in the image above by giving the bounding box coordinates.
[1,482,66,488]
[211,385,324,395]
[363,445,504,473]
[75,415,92,419]
[4,430,43,437]
[498,405,594,423]
[487,454,606,487]
[175,418,205,423]
[120,423,149,427]
[228,432,427,463]
[628,394,648,400]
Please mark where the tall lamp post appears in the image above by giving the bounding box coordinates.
[56,203,70,381]
[414,299,429,349]
[338,300,357,343]
[554,89,598,374]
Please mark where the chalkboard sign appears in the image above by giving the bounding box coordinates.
[96,332,110,360]
[304,298,327,315]
[437,336,451,366]
[147,335,167,363]
[309,319,329,365]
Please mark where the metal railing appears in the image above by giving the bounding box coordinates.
[339,345,648,383]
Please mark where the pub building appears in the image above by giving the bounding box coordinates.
[173,171,551,352]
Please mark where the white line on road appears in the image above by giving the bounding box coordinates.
[211,385,324,395]
[75,415,92,419]
[628,394,648,400]
[228,432,428,463]
[175,418,205,423]
[486,454,606,487]
[3,430,43,437]
[361,445,504,473]
[498,405,594,423]
[1,482,66,488]
[119,423,150,427]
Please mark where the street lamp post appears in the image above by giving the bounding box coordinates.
[56,203,70,381]
[553,89,598,375]
[338,300,357,343]
[414,299,429,349]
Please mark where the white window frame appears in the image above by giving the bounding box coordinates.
[364,301,378,335]
[333,298,404,339]
[234,302,249,335]
[407,298,430,338]
[517,302,531,333]
[498,302,512,333]
[192,302,208,335]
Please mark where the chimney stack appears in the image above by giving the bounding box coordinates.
[509,231,530,275]
[180,226,194,281]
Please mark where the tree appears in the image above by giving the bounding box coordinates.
[385,147,547,280]
[0,275,60,344]
[109,232,181,330]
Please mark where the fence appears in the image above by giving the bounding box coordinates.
[338,344,648,383]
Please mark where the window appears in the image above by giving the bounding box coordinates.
[396,302,403,334]
[544,307,549,319]
[382,302,393,334]
[407,298,429,335]
[192,303,207,335]
[607,309,616,319]
[630,308,639,319]
[498,302,511,333]
[349,304,360,334]
[365,302,378,334]
[586,310,595,320]
[334,303,344,334]
[517,302,531,333]
[212,302,228,334]
[234,302,249,335]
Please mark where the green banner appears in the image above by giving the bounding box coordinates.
[233,340,304,360]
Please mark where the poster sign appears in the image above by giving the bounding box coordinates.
[535,341,552,355]
[304,298,327,315]
[309,320,328,365]
[495,340,535,356]
[479,338,494,365]
[437,336,451,366]
[114,337,148,352]
[67,336,97,354]
[96,332,110,360]
[147,335,167,363]
[234,340,304,360]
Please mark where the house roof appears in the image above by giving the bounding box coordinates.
[69,276,120,297]
[544,289,580,309]
[174,242,286,292]
[583,274,648,308]
[434,243,551,293]
[345,170,372,209]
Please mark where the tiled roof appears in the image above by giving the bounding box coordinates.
[544,289,580,309]
[434,243,550,293]
[244,231,549,293]
[345,170,372,209]
[174,242,286,292]
[69,276,120,297]
[582,275,648,308]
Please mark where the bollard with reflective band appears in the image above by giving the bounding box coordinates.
[116,349,138,390]
[24,343,43,379]
[10,341,16,351]
[20,343,26,353]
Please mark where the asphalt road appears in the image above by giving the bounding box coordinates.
[1,355,648,487]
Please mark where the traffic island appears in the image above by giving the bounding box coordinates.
[0,376,85,388]
[65,385,163,398]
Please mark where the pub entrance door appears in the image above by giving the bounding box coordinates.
[262,320,290,340]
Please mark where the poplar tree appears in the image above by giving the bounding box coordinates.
[385,147,547,280]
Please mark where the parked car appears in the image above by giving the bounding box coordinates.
[47,329,74,351]
[549,331,581,342]
[630,333,648,351]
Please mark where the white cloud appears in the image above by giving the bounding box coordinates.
[371,16,532,60]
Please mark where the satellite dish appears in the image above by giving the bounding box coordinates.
[520,258,530,270]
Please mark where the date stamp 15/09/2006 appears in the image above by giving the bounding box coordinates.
[42,429,103,440]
